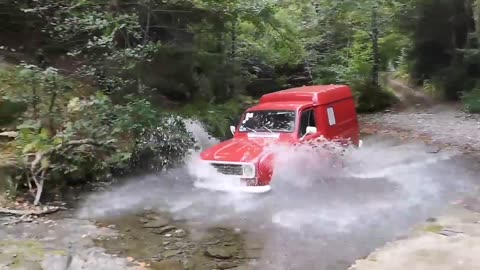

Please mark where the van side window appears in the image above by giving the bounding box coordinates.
[299,109,316,137]
[327,107,336,126]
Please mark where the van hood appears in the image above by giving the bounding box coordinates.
[200,137,278,163]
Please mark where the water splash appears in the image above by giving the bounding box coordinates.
[76,121,476,269]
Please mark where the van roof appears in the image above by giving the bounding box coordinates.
[247,101,310,112]
[258,85,353,106]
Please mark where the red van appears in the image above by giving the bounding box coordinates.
[197,85,361,193]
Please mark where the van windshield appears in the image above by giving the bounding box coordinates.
[238,110,296,133]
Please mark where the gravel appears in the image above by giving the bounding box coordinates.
[360,104,480,150]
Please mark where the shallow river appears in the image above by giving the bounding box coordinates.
[74,132,478,270]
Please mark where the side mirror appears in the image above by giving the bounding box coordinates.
[306,126,317,135]
[300,126,317,141]
[230,126,236,135]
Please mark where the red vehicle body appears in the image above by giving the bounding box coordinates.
[198,85,360,193]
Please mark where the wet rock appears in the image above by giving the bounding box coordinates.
[143,207,153,212]
[216,261,239,269]
[0,254,15,267]
[41,255,69,270]
[143,218,170,228]
[22,261,43,270]
[150,259,185,270]
[146,213,169,221]
[426,217,437,222]
[139,218,150,224]
[243,248,261,259]
[152,225,176,235]
[162,250,179,258]
[183,261,196,270]
[151,255,162,262]
[426,144,441,154]
[174,229,187,238]
[231,266,253,270]
[205,246,235,259]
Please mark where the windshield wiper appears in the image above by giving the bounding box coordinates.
[245,127,257,133]
[262,125,273,133]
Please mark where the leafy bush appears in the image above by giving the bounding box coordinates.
[462,87,480,113]
[0,100,26,126]
[353,80,398,113]
[421,78,444,98]
[1,65,195,205]
[433,66,469,101]
[129,115,195,172]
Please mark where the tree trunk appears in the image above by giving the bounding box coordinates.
[33,179,43,206]
[47,79,58,135]
[473,0,480,46]
[229,18,238,96]
[371,3,380,87]
[32,174,44,206]
[215,32,227,102]
[32,85,39,120]
[109,0,119,11]
[231,19,237,61]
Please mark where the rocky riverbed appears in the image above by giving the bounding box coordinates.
[0,216,141,270]
[0,207,258,270]
[93,210,258,270]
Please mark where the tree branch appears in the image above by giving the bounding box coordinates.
[0,207,60,216]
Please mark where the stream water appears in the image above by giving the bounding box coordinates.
[75,121,478,270]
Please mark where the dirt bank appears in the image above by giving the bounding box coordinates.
[349,206,480,270]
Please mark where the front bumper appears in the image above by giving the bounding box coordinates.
[193,160,271,193]
[194,181,272,193]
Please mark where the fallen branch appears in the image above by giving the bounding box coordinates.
[0,206,60,216]
[1,217,34,226]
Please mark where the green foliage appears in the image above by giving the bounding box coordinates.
[9,0,480,205]
[462,86,480,113]
[300,0,408,111]
[5,0,418,114]
[326,31,374,83]
[396,0,480,101]
[0,64,76,131]
[0,100,26,126]
[352,80,398,113]
[380,33,412,70]
[0,64,195,203]
[17,0,312,104]
[130,115,195,172]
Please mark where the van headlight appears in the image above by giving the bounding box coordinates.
[242,164,256,178]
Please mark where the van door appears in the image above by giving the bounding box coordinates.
[297,106,340,169]
[298,107,320,141]
[319,98,360,146]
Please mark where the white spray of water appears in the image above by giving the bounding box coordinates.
[183,119,220,150]
[76,121,476,270]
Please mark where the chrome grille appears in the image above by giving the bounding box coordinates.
[210,163,243,176]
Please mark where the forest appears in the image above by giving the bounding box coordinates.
[0,0,480,204]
